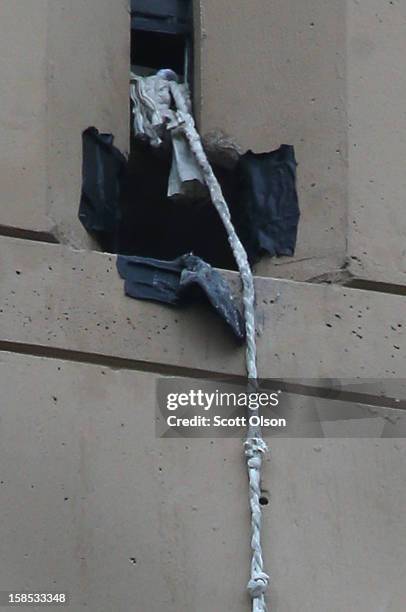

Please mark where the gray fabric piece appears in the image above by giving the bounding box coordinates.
[168,130,206,199]
[117,253,245,340]
[130,71,206,199]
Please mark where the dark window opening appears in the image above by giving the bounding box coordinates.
[119,144,238,270]
[78,6,300,272]
[131,0,193,82]
[124,1,238,270]
[131,30,186,76]
[79,130,300,272]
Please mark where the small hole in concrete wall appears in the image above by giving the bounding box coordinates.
[259,496,269,506]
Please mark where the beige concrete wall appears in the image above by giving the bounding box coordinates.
[2,1,405,285]
[0,0,129,245]
[197,0,406,286]
[0,0,51,235]
[46,0,129,247]
[0,237,405,380]
[0,236,405,610]
[196,0,348,280]
[0,3,405,608]
[3,0,405,284]
[347,0,406,286]
[0,351,405,611]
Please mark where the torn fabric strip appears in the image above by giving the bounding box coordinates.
[234,144,300,263]
[117,253,245,340]
[130,71,205,199]
[78,127,127,252]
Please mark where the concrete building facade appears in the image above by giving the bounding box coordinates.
[0,1,405,610]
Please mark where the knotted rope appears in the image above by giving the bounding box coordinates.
[131,72,269,611]
[169,81,269,611]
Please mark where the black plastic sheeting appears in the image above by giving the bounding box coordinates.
[117,253,245,340]
[233,145,300,263]
[78,129,300,269]
[78,127,127,252]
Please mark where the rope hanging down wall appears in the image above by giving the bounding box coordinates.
[130,70,269,611]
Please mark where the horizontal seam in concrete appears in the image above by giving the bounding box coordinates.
[261,380,406,412]
[0,225,59,244]
[0,340,241,381]
[1,341,404,410]
[344,279,406,296]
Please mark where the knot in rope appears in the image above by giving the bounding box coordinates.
[247,572,270,599]
[245,437,268,468]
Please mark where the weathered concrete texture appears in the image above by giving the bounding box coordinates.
[0,237,244,377]
[46,0,130,247]
[347,0,406,286]
[0,0,129,245]
[0,0,52,235]
[0,237,405,380]
[252,255,344,283]
[257,278,406,380]
[196,0,348,280]
[0,351,405,611]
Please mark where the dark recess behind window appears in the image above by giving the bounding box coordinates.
[131,0,192,78]
[79,129,300,271]
[131,0,191,35]
[131,32,185,75]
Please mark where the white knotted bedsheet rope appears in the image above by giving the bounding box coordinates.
[131,73,269,611]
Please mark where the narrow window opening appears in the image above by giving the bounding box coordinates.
[78,4,300,272]
[123,0,238,269]
[131,0,193,83]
